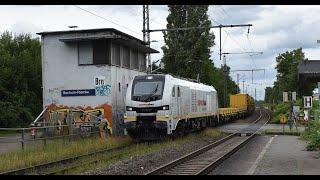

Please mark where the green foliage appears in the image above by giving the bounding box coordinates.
[161,5,239,107]
[309,100,319,117]
[301,120,320,151]
[0,31,42,127]
[272,102,289,123]
[271,99,302,123]
[265,48,316,104]
[264,87,272,104]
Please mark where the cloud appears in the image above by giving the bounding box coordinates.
[2,5,320,99]
[10,21,42,38]
[209,5,265,25]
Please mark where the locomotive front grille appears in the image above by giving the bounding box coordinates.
[136,107,157,113]
[126,105,169,113]
[137,116,156,122]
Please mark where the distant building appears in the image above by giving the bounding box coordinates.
[37,28,158,135]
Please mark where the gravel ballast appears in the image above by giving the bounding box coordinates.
[84,110,260,175]
[84,135,225,175]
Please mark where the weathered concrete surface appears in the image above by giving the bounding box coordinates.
[219,124,305,134]
[254,135,320,175]
[210,135,320,175]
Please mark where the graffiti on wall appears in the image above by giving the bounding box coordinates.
[94,76,111,96]
[45,103,113,134]
[95,85,111,96]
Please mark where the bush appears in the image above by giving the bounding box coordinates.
[271,99,302,124]
[272,103,289,123]
[301,120,320,151]
[0,32,42,128]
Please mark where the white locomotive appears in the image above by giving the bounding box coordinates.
[124,74,219,140]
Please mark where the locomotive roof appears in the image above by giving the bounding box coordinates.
[133,74,217,92]
[168,75,217,92]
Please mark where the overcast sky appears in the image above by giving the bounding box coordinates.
[1,5,320,100]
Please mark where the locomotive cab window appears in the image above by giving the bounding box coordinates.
[131,75,165,102]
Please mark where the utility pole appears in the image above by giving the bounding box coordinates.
[221,51,262,107]
[237,74,239,87]
[222,55,227,107]
[255,88,257,101]
[142,5,151,73]
[145,16,252,107]
[230,69,265,84]
[146,23,252,63]
[242,80,245,93]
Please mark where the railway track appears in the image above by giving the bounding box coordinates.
[0,143,134,175]
[1,109,270,175]
[145,109,271,175]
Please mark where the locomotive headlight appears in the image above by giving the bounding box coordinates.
[126,106,133,111]
[162,105,169,110]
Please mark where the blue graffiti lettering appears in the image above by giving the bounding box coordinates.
[95,85,111,96]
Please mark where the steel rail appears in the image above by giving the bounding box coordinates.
[146,109,270,175]
[145,133,237,175]
[197,110,270,175]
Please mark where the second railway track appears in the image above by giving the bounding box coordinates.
[146,108,271,175]
[0,143,135,175]
[1,109,270,175]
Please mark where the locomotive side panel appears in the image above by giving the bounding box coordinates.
[180,86,191,119]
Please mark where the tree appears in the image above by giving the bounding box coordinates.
[269,48,315,104]
[161,5,239,107]
[162,5,214,83]
[264,87,273,104]
[0,32,42,127]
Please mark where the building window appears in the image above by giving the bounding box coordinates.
[138,52,146,71]
[93,40,110,65]
[111,43,120,66]
[130,50,139,70]
[122,46,130,68]
[78,40,110,65]
[78,41,93,65]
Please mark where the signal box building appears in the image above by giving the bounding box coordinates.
[37,28,158,135]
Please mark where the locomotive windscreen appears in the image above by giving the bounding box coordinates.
[131,75,165,102]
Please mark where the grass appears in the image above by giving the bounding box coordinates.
[200,128,222,137]
[0,130,20,136]
[0,127,226,174]
[0,136,132,173]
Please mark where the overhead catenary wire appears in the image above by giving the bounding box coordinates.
[73,5,143,37]
[211,17,259,67]
[211,16,265,91]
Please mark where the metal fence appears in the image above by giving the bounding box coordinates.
[0,108,105,152]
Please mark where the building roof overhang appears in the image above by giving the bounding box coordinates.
[37,28,159,54]
[298,60,320,83]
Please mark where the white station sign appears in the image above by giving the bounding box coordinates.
[303,96,313,109]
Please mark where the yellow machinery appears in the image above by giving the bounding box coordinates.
[230,93,249,108]
[229,93,255,115]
